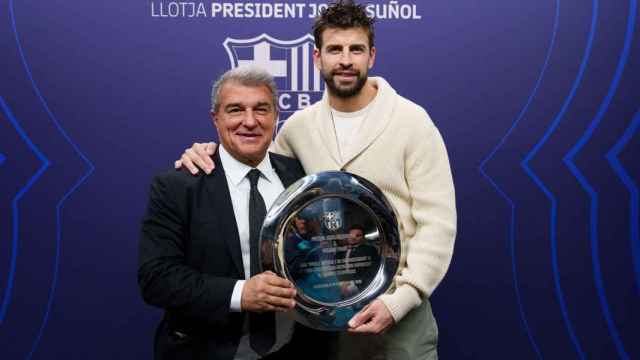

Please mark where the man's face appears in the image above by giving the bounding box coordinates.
[293,218,307,234]
[313,27,376,99]
[212,82,277,166]
[348,228,364,246]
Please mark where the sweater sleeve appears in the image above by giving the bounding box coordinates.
[271,116,297,157]
[378,114,457,323]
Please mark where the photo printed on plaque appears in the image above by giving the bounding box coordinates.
[283,197,382,304]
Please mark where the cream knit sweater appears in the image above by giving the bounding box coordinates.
[272,77,457,323]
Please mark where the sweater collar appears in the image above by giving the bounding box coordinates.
[317,76,397,168]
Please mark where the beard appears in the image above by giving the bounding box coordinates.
[322,68,368,98]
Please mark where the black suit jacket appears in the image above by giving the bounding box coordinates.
[138,151,307,360]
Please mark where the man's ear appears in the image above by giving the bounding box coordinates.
[368,46,376,69]
[210,111,218,129]
[272,110,280,140]
[313,48,321,71]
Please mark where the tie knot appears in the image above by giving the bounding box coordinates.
[247,169,261,188]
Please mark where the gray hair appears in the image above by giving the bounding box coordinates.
[210,66,279,113]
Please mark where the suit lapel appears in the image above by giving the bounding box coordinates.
[204,151,245,278]
[270,154,300,188]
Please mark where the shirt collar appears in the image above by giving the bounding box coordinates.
[219,144,278,186]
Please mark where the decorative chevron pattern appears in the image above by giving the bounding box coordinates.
[1,0,95,358]
[606,111,640,296]
[561,1,637,358]
[479,2,561,358]
[519,1,598,357]
[0,96,50,326]
[481,0,639,358]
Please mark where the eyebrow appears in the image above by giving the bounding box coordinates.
[255,101,272,108]
[224,101,272,110]
[324,43,368,51]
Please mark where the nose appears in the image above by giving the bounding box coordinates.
[242,109,258,128]
[339,50,353,67]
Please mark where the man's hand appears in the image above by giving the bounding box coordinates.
[174,142,217,175]
[347,299,394,334]
[241,271,297,313]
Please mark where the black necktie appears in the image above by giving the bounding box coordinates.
[246,169,275,355]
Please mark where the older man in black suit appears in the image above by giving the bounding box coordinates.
[138,67,317,359]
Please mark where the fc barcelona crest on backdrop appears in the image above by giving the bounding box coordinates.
[223,34,324,122]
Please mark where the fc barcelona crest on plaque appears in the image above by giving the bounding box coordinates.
[322,211,342,231]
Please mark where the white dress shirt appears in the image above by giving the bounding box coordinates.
[218,145,293,359]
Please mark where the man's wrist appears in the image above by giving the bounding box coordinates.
[230,280,245,312]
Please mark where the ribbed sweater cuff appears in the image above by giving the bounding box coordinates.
[378,284,422,323]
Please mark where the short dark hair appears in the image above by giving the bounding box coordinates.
[349,224,365,233]
[312,0,375,51]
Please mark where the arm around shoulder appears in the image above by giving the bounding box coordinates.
[271,113,303,158]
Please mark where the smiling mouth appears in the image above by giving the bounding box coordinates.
[237,133,261,139]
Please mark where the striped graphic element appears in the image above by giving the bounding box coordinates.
[223,34,324,93]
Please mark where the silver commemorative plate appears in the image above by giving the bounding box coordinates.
[260,171,401,331]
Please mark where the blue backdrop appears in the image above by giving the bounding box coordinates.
[1,0,639,359]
